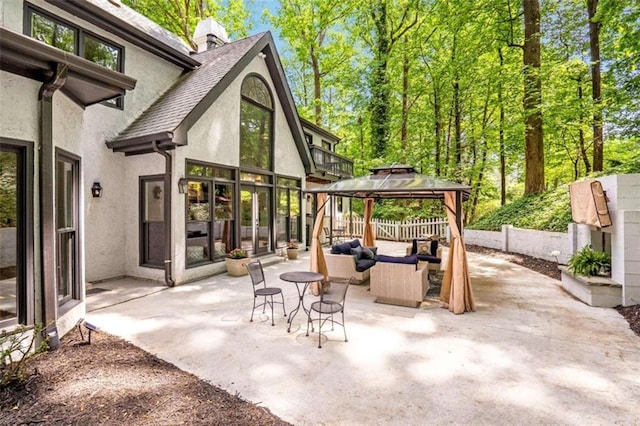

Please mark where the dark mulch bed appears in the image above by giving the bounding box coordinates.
[1,244,638,425]
[0,330,290,426]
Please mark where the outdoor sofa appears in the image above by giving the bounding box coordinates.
[370,254,429,307]
[406,238,443,274]
[325,239,377,284]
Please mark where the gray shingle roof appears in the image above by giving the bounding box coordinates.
[111,33,266,144]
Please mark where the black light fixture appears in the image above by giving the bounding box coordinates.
[91,182,103,198]
[153,185,162,199]
[178,178,188,194]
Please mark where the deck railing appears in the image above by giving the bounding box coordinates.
[309,146,353,179]
[331,217,447,242]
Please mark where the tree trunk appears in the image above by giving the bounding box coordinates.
[401,38,409,152]
[498,48,506,205]
[588,0,603,172]
[453,77,462,168]
[311,50,322,125]
[523,0,545,194]
[370,2,390,158]
[434,85,442,177]
[577,80,592,174]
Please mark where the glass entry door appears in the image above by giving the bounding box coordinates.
[240,185,271,256]
[0,146,22,326]
[141,177,164,267]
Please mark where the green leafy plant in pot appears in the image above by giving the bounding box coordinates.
[567,245,611,277]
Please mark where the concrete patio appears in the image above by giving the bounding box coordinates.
[86,241,640,425]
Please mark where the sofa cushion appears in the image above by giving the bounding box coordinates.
[331,242,353,255]
[349,239,361,248]
[355,258,376,272]
[416,254,442,264]
[375,254,418,265]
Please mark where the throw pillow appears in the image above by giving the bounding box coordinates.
[331,242,352,255]
[349,239,362,248]
[350,246,364,260]
[360,246,375,260]
[416,241,432,256]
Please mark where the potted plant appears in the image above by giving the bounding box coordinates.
[225,248,250,276]
[567,245,611,277]
[286,241,299,260]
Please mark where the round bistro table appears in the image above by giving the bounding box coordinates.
[280,271,324,333]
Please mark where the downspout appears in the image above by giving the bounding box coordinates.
[152,141,175,287]
[38,63,68,347]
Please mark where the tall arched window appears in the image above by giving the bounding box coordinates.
[240,75,273,170]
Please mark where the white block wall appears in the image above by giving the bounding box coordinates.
[464,229,502,250]
[464,226,572,264]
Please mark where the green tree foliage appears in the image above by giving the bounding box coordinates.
[267,0,356,125]
[122,0,250,49]
[467,184,573,232]
[126,0,639,228]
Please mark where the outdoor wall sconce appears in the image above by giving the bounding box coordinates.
[91,182,103,198]
[178,178,188,194]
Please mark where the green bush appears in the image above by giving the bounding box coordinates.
[467,184,572,232]
[567,245,611,277]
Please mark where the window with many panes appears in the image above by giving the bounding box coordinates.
[276,177,301,248]
[240,75,273,170]
[185,162,235,266]
[26,6,124,108]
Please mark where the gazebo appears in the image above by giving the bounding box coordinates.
[305,164,475,314]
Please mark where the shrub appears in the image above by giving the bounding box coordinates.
[227,248,248,259]
[567,245,611,277]
[1,324,48,388]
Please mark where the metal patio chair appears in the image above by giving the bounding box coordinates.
[246,260,286,326]
[306,277,354,348]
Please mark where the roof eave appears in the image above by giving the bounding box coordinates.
[299,117,341,144]
[106,132,178,155]
[0,27,136,106]
[46,0,200,70]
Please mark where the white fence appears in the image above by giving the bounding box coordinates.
[333,217,447,242]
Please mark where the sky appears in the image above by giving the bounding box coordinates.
[245,0,285,52]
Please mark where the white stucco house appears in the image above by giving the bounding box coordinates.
[0,0,352,341]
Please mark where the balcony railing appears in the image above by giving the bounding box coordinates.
[309,145,353,179]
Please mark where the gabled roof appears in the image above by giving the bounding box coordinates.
[107,32,314,173]
[46,0,199,69]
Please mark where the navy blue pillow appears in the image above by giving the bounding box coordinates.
[331,242,353,255]
[375,254,418,265]
[360,246,375,260]
[350,246,364,260]
[349,239,361,248]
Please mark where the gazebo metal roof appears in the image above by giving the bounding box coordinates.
[304,164,471,200]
